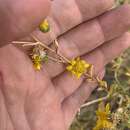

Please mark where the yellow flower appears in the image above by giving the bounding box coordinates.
[33,62,42,70]
[66,57,91,78]
[93,103,113,130]
[31,46,48,70]
[32,55,42,70]
[39,19,50,33]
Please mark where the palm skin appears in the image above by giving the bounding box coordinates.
[0,0,130,130]
[0,45,67,130]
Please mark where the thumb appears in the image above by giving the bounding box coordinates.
[0,0,51,46]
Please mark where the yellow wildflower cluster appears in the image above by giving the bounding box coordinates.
[39,19,50,33]
[93,103,113,130]
[32,55,43,70]
[66,57,91,78]
[31,45,48,70]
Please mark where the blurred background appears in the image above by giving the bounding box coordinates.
[70,0,130,130]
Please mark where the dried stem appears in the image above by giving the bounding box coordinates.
[13,35,70,64]
[47,56,63,63]
[31,35,70,63]
[81,95,110,108]
[12,41,36,45]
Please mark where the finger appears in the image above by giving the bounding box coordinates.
[0,88,14,130]
[44,4,130,77]
[61,32,130,125]
[54,32,130,102]
[62,69,105,128]
[32,0,114,43]
[0,44,54,130]
[0,0,50,46]
[0,44,34,130]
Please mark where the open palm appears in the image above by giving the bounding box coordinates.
[0,0,130,130]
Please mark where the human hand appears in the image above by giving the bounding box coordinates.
[1,0,130,130]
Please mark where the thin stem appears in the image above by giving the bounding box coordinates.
[12,41,37,45]
[54,39,70,63]
[81,95,109,108]
[47,56,63,63]
[22,42,39,46]
[32,35,56,52]
[114,68,121,86]
[31,35,70,63]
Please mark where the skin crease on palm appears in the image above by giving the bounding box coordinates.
[1,0,130,130]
